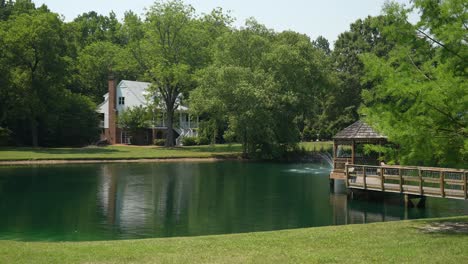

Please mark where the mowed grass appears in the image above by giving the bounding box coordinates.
[300,141,333,152]
[0,144,243,161]
[0,142,332,161]
[1,216,467,264]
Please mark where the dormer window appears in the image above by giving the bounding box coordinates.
[118,97,125,105]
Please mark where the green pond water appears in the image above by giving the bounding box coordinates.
[0,161,467,241]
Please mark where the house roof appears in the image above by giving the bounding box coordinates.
[334,120,387,140]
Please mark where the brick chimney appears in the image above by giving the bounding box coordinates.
[107,73,117,144]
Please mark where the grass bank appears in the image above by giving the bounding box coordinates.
[0,142,332,162]
[0,216,467,263]
[0,144,243,161]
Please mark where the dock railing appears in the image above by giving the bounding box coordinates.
[345,164,467,200]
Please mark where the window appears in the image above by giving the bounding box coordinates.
[118,97,125,105]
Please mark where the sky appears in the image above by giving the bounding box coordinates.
[35,0,413,44]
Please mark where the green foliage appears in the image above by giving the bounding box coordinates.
[181,136,197,146]
[125,0,231,147]
[0,127,12,146]
[117,106,151,134]
[76,41,139,102]
[43,92,100,146]
[191,22,333,159]
[0,7,70,146]
[196,136,210,146]
[360,1,467,167]
[327,15,396,135]
[153,139,166,146]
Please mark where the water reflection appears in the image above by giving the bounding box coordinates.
[0,162,467,241]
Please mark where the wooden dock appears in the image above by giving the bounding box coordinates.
[344,164,468,200]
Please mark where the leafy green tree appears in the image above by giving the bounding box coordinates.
[192,21,333,157]
[43,91,100,146]
[126,0,230,147]
[360,1,467,167]
[117,106,151,145]
[312,35,331,55]
[76,41,140,103]
[0,3,100,147]
[329,15,396,135]
[0,9,68,146]
[67,11,123,49]
[192,66,283,157]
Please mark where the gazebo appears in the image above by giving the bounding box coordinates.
[330,121,387,181]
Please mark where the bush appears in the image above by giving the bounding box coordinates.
[153,139,166,146]
[182,136,197,146]
[0,127,12,146]
[196,136,210,145]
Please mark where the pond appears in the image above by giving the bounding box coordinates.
[0,161,467,241]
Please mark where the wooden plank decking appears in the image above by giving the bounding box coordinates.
[343,164,467,200]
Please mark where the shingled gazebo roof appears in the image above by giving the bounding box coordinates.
[333,121,387,144]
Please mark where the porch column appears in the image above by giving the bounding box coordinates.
[188,114,191,128]
[333,141,338,159]
[351,140,356,164]
[333,141,338,170]
[179,112,183,128]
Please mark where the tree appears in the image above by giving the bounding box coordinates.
[0,9,67,146]
[76,41,140,103]
[360,1,467,167]
[43,91,100,146]
[0,3,100,147]
[329,16,396,135]
[191,21,333,157]
[67,11,123,49]
[127,0,230,147]
[192,66,283,157]
[117,106,151,145]
[312,35,331,55]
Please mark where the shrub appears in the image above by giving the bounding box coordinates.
[196,136,210,145]
[0,127,12,146]
[182,136,197,146]
[153,139,166,146]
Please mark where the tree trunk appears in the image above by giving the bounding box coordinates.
[165,109,175,147]
[30,117,38,147]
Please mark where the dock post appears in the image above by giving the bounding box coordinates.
[404,194,414,208]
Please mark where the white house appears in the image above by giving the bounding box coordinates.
[97,76,198,145]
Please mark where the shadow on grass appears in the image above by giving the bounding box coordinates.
[416,216,468,236]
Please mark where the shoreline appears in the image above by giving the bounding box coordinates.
[0,157,240,166]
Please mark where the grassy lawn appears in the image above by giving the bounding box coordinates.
[0,216,467,263]
[0,144,243,161]
[300,141,333,152]
[0,142,332,161]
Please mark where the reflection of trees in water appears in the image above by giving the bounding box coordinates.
[97,162,335,237]
[329,183,468,225]
[98,163,197,237]
[0,165,101,240]
[97,163,468,239]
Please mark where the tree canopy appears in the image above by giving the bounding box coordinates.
[360,0,467,167]
[0,0,465,166]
